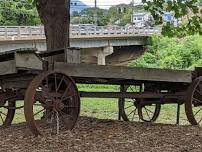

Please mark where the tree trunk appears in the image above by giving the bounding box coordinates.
[36,0,70,63]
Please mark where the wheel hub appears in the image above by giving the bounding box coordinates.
[53,100,64,111]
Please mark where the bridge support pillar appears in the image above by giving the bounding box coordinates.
[80,46,113,65]
[97,53,105,65]
[97,46,113,65]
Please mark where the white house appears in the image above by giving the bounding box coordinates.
[131,12,154,27]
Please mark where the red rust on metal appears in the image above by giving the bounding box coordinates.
[0,90,17,126]
[185,76,202,126]
[24,71,80,136]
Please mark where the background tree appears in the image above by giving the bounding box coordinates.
[199,0,202,6]
[30,0,70,52]
[0,0,40,25]
[131,35,202,69]
[71,8,109,26]
[143,0,202,36]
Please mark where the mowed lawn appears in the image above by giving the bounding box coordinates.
[12,84,191,126]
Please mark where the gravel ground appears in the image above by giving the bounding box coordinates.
[0,116,202,152]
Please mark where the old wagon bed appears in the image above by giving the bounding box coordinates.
[0,48,192,83]
[54,62,192,83]
[0,48,201,136]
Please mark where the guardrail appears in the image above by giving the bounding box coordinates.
[0,26,161,39]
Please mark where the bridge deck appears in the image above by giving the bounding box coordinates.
[0,26,160,40]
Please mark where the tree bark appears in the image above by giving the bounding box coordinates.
[36,0,70,51]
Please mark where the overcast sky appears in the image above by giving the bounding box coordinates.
[80,0,142,9]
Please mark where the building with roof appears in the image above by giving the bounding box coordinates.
[70,0,90,14]
[131,12,154,27]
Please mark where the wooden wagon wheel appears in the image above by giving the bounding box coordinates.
[118,85,161,122]
[138,102,161,122]
[0,100,16,126]
[185,76,202,126]
[0,90,16,126]
[24,71,80,136]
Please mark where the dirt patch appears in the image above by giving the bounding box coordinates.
[0,117,202,152]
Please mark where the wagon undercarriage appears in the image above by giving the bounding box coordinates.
[0,48,201,136]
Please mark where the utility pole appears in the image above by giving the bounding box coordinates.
[94,0,98,25]
[131,0,134,6]
[95,0,97,8]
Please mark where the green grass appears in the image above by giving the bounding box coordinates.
[81,99,190,125]
[6,84,193,126]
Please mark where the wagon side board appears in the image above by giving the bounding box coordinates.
[15,52,43,70]
[0,60,16,75]
[0,50,43,76]
[54,62,193,83]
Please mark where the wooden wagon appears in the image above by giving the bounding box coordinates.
[0,48,201,136]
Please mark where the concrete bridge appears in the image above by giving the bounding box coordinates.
[0,26,160,65]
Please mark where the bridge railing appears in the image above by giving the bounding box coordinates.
[0,25,161,39]
[0,26,45,39]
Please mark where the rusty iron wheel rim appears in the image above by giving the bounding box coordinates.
[138,103,161,122]
[119,85,140,121]
[0,90,16,127]
[185,76,202,126]
[119,85,160,122]
[24,71,80,136]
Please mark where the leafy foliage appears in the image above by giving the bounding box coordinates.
[71,8,110,26]
[131,35,202,69]
[70,5,144,26]
[0,0,40,26]
[143,0,202,36]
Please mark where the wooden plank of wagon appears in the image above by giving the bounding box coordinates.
[15,52,43,70]
[0,60,16,75]
[54,62,192,83]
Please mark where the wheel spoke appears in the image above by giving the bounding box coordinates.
[34,103,44,106]
[61,94,77,101]
[56,111,60,134]
[128,109,136,117]
[144,107,151,120]
[0,113,4,123]
[131,108,137,121]
[54,74,58,94]
[193,97,202,103]
[61,83,72,101]
[0,111,7,117]
[46,77,49,88]
[44,110,54,119]
[59,110,67,115]
[195,89,202,96]
[144,106,154,114]
[198,118,202,124]
[1,105,10,109]
[56,76,65,92]
[124,100,135,103]
[34,108,45,116]
[58,110,72,120]
[124,104,134,109]
[129,86,135,92]
[63,105,79,108]
[194,107,202,117]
